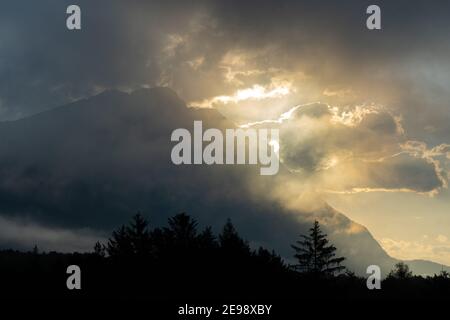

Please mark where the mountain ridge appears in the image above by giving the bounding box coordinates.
[0,87,447,276]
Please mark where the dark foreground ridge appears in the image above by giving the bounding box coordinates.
[1,212,450,302]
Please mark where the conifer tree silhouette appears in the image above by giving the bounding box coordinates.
[107,213,152,258]
[165,213,198,249]
[255,247,285,270]
[219,219,250,254]
[198,226,219,249]
[93,241,106,257]
[291,220,345,276]
[127,213,152,257]
[107,225,132,257]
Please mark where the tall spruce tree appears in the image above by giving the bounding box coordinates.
[165,213,198,249]
[107,213,152,258]
[219,219,250,254]
[291,220,345,276]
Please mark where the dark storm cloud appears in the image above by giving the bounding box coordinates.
[2,0,450,123]
[0,0,203,119]
[211,0,450,56]
[205,0,450,122]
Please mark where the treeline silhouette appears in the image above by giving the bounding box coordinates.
[0,212,450,301]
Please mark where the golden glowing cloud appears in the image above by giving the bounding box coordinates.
[190,83,292,108]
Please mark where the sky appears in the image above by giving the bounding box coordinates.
[0,0,450,264]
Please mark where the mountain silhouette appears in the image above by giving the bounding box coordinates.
[0,87,447,276]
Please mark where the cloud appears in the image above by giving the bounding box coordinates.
[0,0,203,119]
[1,0,449,131]
[437,234,448,243]
[380,235,450,266]
[191,83,292,108]
[400,140,450,190]
[246,102,447,195]
[0,215,104,252]
[323,152,443,195]
[0,2,449,198]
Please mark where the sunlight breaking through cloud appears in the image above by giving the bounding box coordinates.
[190,84,292,108]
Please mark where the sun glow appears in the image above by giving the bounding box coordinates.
[191,84,291,108]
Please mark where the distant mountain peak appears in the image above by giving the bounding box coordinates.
[130,86,179,98]
[80,87,185,111]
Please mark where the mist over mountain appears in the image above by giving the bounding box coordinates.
[0,87,446,276]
